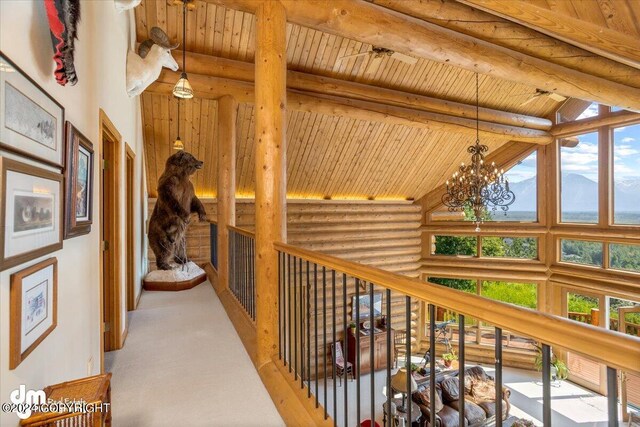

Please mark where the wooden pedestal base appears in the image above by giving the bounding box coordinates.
[143,262,207,291]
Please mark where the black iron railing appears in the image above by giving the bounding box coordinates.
[274,242,638,427]
[229,226,255,321]
[209,221,218,270]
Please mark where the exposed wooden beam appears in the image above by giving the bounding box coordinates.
[148,71,553,143]
[457,0,640,70]
[200,0,640,111]
[418,141,536,214]
[172,51,552,131]
[551,110,640,137]
[371,0,640,90]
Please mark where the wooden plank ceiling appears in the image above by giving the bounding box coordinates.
[136,0,620,199]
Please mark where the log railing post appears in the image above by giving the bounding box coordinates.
[217,95,237,290]
[255,0,287,368]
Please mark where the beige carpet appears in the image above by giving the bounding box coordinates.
[105,282,283,427]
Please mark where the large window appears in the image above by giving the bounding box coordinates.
[560,132,599,223]
[433,235,477,256]
[481,236,538,259]
[613,123,640,225]
[481,281,537,309]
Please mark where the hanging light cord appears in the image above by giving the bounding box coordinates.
[177,98,180,139]
[182,1,186,75]
[476,72,479,143]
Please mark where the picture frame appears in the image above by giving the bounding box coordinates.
[10,257,58,369]
[352,292,383,321]
[0,52,65,168]
[0,157,63,271]
[64,122,94,239]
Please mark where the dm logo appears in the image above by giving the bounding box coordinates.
[10,385,46,419]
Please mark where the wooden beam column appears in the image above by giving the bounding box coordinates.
[216,95,237,290]
[254,0,287,368]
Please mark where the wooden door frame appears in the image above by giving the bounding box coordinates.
[99,109,123,372]
[125,145,136,311]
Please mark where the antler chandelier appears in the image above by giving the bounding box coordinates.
[442,73,515,231]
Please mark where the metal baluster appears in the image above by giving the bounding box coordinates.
[307,261,311,398]
[386,288,392,427]
[332,270,337,424]
[300,257,304,389]
[288,254,292,372]
[370,282,375,426]
[459,314,466,427]
[323,266,328,419]
[342,273,348,427]
[278,251,282,361]
[406,296,412,423]
[607,366,618,426]
[294,256,298,378]
[356,278,361,426]
[495,327,503,427]
[429,304,436,427]
[542,344,551,427]
[314,263,319,408]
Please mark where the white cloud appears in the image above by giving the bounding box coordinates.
[621,137,636,143]
[577,103,599,120]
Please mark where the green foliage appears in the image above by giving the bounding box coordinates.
[428,277,475,293]
[434,235,477,256]
[481,281,537,309]
[609,243,640,272]
[442,351,457,362]
[482,237,538,259]
[560,240,602,266]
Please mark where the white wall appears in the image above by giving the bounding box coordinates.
[0,2,147,425]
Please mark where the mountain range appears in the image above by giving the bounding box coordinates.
[506,173,640,212]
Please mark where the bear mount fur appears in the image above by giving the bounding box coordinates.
[148,151,207,271]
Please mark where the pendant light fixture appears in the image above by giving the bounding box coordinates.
[173,97,184,150]
[441,73,515,231]
[173,1,193,99]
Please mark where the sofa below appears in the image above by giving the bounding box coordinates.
[411,366,510,427]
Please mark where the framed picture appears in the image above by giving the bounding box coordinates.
[352,292,383,321]
[0,52,65,168]
[10,257,58,369]
[64,122,94,238]
[0,157,63,271]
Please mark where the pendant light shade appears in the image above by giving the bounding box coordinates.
[173,136,184,150]
[173,72,193,99]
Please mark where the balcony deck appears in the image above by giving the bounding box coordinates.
[104,282,283,427]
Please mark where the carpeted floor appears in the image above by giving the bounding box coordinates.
[104,282,283,427]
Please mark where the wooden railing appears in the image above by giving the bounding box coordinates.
[274,241,640,427]
[209,221,218,270]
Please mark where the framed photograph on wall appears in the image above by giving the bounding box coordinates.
[352,292,383,321]
[0,52,65,168]
[10,257,58,369]
[64,122,94,238]
[0,157,63,271]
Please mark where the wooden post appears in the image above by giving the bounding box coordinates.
[255,0,287,368]
[217,95,237,290]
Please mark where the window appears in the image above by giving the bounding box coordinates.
[608,297,640,336]
[433,235,477,256]
[481,281,537,309]
[560,239,603,267]
[557,101,599,124]
[609,243,640,273]
[488,151,537,222]
[612,123,640,225]
[428,277,476,293]
[481,236,538,259]
[560,132,599,223]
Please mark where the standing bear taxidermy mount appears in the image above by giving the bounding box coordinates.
[126,27,179,97]
[148,151,207,271]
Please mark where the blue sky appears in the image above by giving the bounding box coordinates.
[503,122,640,185]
